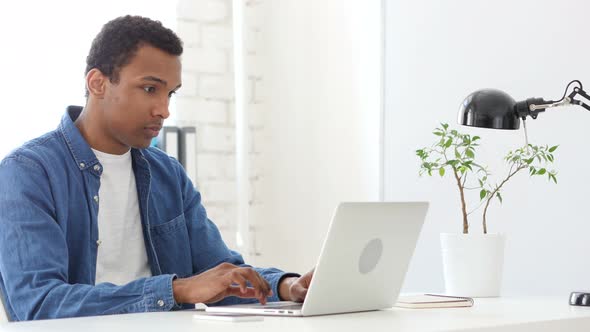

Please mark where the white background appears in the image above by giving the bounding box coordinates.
[385,0,590,295]
[0,1,176,158]
[251,0,383,273]
[6,0,588,297]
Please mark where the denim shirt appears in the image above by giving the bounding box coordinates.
[0,107,295,321]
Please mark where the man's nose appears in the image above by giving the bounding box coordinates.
[152,100,170,119]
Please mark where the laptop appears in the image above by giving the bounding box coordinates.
[206,201,428,317]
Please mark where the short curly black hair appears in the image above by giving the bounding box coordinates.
[85,15,183,96]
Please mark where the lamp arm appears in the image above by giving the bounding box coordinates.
[522,82,590,118]
[528,98,576,112]
[568,87,590,112]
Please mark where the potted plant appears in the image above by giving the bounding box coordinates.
[416,123,558,297]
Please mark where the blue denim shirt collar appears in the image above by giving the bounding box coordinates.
[58,106,99,172]
[58,105,148,174]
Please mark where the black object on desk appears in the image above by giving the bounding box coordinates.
[569,292,590,306]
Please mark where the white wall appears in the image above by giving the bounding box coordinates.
[251,0,382,273]
[0,0,176,159]
[175,0,242,249]
[385,0,590,295]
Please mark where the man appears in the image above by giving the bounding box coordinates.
[0,15,312,321]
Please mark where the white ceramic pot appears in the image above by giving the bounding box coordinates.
[440,233,505,297]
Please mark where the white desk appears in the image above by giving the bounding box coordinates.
[1,297,589,331]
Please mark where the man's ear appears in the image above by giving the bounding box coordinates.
[86,68,107,98]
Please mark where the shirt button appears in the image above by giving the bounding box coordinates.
[93,195,99,203]
[96,240,102,246]
[93,164,101,172]
[79,162,85,168]
[157,299,165,307]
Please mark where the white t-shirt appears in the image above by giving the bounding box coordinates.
[92,148,152,285]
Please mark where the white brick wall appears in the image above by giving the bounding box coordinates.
[177,73,198,97]
[199,74,235,99]
[248,102,265,127]
[197,154,236,179]
[183,48,227,73]
[177,21,201,47]
[250,128,265,154]
[177,0,229,22]
[243,0,267,259]
[200,125,235,152]
[200,179,236,203]
[175,98,227,124]
[202,25,233,49]
[176,0,267,257]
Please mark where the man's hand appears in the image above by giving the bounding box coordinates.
[279,268,314,302]
[172,262,273,305]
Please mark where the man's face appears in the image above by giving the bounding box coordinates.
[99,44,181,153]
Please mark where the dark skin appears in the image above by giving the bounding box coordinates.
[76,43,314,305]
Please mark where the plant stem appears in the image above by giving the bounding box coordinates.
[482,164,527,234]
[453,168,469,234]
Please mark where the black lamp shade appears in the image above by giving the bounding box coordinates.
[458,89,520,129]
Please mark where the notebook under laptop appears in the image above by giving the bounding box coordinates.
[206,201,428,317]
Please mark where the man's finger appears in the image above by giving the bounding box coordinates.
[243,268,272,304]
[290,282,308,302]
[227,286,258,299]
[241,267,271,297]
[229,271,249,294]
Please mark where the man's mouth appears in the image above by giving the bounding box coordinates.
[144,126,162,137]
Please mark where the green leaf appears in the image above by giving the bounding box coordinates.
[465,149,474,158]
[439,168,445,177]
[549,145,558,152]
[550,173,557,183]
[478,179,483,187]
[433,131,444,136]
[444,138,453,148]
[472,136,480,141]
[455,149,461,159]
[442,123,449,130]
[537,168,546,175]
[480,189,487,200]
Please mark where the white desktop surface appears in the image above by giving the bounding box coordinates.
[1,297,589,332]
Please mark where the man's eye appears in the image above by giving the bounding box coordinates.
[143,86,156,93]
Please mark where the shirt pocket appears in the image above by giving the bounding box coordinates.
[149,213,192,277]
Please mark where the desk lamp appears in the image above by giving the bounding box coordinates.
[457,80,590,306]
[458,80,590,129]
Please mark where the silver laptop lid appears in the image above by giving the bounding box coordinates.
[301,202,428,316]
